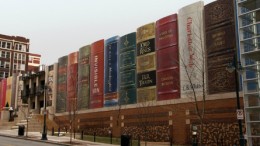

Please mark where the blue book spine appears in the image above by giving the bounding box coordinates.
[104,36,120,107]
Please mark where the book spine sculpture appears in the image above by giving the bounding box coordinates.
[156,14,180,100]
[90,40,104,108]
[56,55,68,113]
[136,23,157,102]
[178,1,205,98]
[67,52,78,111]
[119,32,137,105]
[78,45,91,110]
[104,36,119,107]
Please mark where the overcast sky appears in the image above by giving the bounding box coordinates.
[1,0,215,65]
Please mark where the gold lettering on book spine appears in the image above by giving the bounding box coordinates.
[137,23,155,43]
[137,87,156,102]
[137,53,156,73]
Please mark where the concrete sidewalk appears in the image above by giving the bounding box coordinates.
[0,129,119,146]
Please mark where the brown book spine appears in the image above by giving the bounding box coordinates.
[90,40,104,108]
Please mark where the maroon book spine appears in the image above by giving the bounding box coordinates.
[156,14,180,100]
[90,40,104,109]
[67,52,78,111]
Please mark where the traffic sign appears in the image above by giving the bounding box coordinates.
[237,109,244,120]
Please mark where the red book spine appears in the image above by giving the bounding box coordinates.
[0,81,2,111]
[1,79,7,108]
[67,52,79,111]
[156,14,180,100]
[90,40,104,109]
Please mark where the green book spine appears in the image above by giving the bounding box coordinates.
[119,32,137,105]
[56,55,68,113]
[78,45,91,110]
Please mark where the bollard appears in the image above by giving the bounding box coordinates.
[58,127,60,137]
[138,136,140,146]
[52,127,54,136]
[110,132,112,144]
[94,132,96,142]
[170,137,173,146]
[81,130,84,140]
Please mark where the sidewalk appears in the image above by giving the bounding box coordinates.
[0,129,119,146]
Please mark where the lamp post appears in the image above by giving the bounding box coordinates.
[41,85,48,140]
[226,55,244,146]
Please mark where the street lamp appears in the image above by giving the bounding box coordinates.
[226,55,244,146]
[41,85,48,140]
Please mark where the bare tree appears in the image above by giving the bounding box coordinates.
[178,2,206,145]
[67,60,79,144]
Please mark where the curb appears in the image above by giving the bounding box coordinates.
[0,133,71,146]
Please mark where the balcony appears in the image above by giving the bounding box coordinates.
[30,87,36,95]
[21,90,29,99]
[36,86,44,96]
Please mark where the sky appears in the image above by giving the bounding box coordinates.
[1,0,215,65]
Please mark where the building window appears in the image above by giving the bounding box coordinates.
[6,42,11,49]
[1,51,5,58]
[15,44,22,51]
[5,62,10,68]
[0,61,4,68]
[4,72,8,78]
[18,53,22,60]
[1,42,6,48]
[22,54,26,61]
[6,52,10,58]
[14,64,17,70]
[21,44,26,52]
[0,72,4,78]
[14,53,17,60]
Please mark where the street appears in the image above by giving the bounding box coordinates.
[0,136,61,146]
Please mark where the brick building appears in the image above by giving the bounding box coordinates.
[0,34,29,79]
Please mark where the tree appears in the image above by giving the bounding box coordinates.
[66,57,79,144]
[178,2,206,145]
[5,102,9,107]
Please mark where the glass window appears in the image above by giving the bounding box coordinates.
[1,51,5,57]
[0,72,3,78]
[0,61,4,68]
[14,53,17,59]
[17,53,21,60]
[4,72,8,78]
[1,42,6,48]
[5,62,10,68]
[22,54,26,61]
[6,42,11,49]
[6,52,10,58]
[21,45,26,52]
[19,44,22,50]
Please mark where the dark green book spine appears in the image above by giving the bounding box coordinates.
[119,32,137,105]
[78,45,91,110]
[56,55,68,113]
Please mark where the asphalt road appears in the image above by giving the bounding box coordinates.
[0,136,62,146]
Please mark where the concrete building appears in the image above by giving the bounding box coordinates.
[20,64,57,119]
[21,65,46,114]
[0,34,29,79]
[235,0,260,145]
